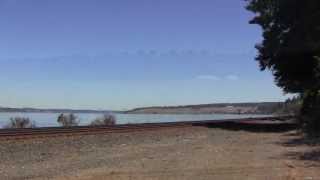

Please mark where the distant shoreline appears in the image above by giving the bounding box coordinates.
[125,102,284,115]
[0,108,117,114]
[0,102,284,115]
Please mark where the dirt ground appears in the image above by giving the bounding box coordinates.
[0,125,320,180]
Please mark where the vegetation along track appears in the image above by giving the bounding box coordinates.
[0,116,295,140]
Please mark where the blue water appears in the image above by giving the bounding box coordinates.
[0,112,271,128]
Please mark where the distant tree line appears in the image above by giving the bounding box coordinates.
[128,102,287,114]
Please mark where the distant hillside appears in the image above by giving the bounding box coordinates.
[0,102,286,115]
[126,102,284,115]
[0,107,114,114]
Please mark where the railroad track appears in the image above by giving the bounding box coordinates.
[0,116,295,140]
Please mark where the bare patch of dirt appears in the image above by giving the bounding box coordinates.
[0,126,319,180]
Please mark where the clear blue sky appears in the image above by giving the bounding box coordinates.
[0,0,288,110]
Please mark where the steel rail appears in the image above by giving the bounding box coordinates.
[0,116,295,140]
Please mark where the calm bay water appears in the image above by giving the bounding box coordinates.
[0,112,271,128]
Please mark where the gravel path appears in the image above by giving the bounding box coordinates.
[0,126,319,180]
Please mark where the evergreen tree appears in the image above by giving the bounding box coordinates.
[246,0,320,134]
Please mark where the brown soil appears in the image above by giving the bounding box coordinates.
[0,125,319,180]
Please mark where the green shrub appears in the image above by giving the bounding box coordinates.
[57,113,80,127]
[90,114,116,126]
[4,117,36,128]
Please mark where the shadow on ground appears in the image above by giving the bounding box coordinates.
[193,120,320,166]
[281,136,320,147]
[279,131,320,167]
[192,121,298,133]
[284,150,320,166]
